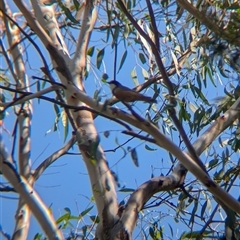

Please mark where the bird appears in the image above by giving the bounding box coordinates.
[107,80,157,103]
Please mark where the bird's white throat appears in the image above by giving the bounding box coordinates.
[109,83,116,91]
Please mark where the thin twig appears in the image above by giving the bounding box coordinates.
[76,105,133,131]
[0,39,18,82]
[0,84,64,110]
[117,0,175,97]
[122,102,146,123]
[118,0,208,174]
[0,7,78,133]
[33,136,76,181]
[146,0,160,53]
[106,1,118,80]
[0,185,16,192]
[0,86,133,131]
[0,8,50,78]
[122,130,156,144]
[31,76,66,87]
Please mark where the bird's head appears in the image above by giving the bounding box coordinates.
[107,80,121,91]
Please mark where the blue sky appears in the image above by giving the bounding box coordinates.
[1,1,240,239]
[0,21,171,238]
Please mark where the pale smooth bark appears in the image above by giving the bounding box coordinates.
[65,84,240,214]
[1,1,239,239]
[0,135,64,239]
[110,97,240,238]
[0,1,33,238]
[12,0,119,238]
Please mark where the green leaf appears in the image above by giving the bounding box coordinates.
[43,0,56,6]
[128,147,139,167]
[93,89,100,101]
[141,68,149,80]
[206,65,216,87]
[82,225,87,237]
[0,94,5,120]
[180,230,213,239]
[145,144,157,151]
[192,107,205,135]
[73,0,80,11]
[149,227,155,239]
[202,66,207,88]
[159,226,164,239]
[193,86,209,105]
[53,103,60,132]
[64,207,71,213]
[201,200,208,220]
[59,3,79,24]
[207,158,219,169]
[41,78,47,89]
[170,50,180,75]
[218,60,230,78]
[123,23,130,39]
[127,0,132,10]
[96,48,105,69]
[87,46,95,56]
[89,215,100,223]
[106,26,110,42]
[179,101,191,122]
[33,233,42,240]
[61,111,69,142]
[112,24,120,45]
[73,0,80,10]
[64,121,69,142]
[188,102,197,113]
[189,200,198,225]
[119,188,135,192]
[196,72,202,90]
[79,206,93,217]
[227,5,240,10]
[54,103,60,117]
[139,53,146,64]
[131,68,138,86]
[56,212,70,224]
[118,50,127,73]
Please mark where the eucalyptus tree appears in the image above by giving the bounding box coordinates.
[0,0,240,239]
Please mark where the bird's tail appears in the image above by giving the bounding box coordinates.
[141,96,157,103]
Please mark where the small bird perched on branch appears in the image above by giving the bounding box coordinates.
[108,80,157,103]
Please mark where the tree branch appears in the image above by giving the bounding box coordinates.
[112,97,240,237]
[0,84,63,110]
[0,1,34,237]
[177,0,240,45]
[118,0,208,176]
[66,83,240,214]
[0,135,64,240]
[72,1,98,70]
[32,136,76,182]
[122,130,156,144]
